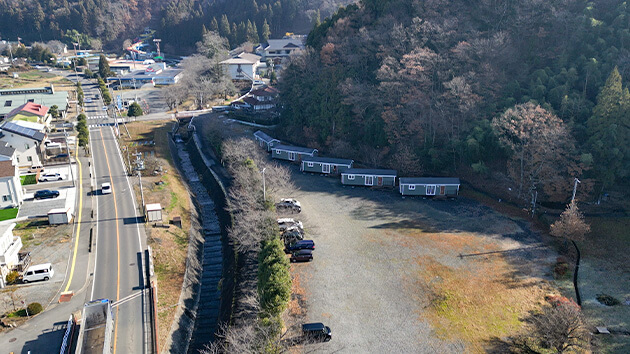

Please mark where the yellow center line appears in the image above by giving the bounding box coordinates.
[99,128,121,354]
[63,138,82,292]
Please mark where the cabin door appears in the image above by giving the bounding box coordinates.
[288,152,296,161]
[365,176,374,186]
[322,164,331,174]
[377,177,383,186]
[440,185,446,195]
[426,185,436,195]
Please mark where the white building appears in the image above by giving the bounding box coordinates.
[255,39,304,61]
[0,223,21,269]
[0,143,23,208]
[0,121,46,168]
[220,53,262,81]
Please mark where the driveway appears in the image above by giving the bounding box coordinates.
[18,187,76,218]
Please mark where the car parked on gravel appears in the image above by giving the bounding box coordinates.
[39,172,66,182]
[302,322,332,342]
[278,218,303,231]
[291,249,313,262]
[34,189,60,199]
[282,229,304,244]
[285,240,315,253]
[276,198,302,213]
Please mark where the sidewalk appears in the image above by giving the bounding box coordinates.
[0,149,96,353]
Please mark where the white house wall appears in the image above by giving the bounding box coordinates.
[0,134,41,167]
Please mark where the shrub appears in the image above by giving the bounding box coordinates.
[596,293,620,306]
[553,259,569,278]
[27,302,43,315]
[258,237,291,317]
[5,270,19,284]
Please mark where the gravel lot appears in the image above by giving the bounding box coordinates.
[286,166,552,353]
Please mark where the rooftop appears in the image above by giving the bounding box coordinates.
[399,177,461,185]
[262,39,305,52]
[342,168,398,176]
[7,101,49,118]
[0,90,68,118]
[273,144,318,154]
[0,143,15,158]
[254,130,279,143]
[302,156,354,165]
[0,160,14,178]
[0,121,46,142]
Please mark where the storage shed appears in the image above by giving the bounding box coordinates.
[301,156,354,175]
[272,144,318,163]
[253,130,280,152]
[399,177,460,197]
[341,169,397,187]
[48,207,72,225]
[145,203,162,223]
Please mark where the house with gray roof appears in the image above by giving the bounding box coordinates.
[0,86,68,120]
[271,144,317,163]
[399,177,460,197]
[341,168,397,187]
[301,156,354,175]
[0,121,46,168]
[253,130,280,151]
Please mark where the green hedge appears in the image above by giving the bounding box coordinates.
[258,236,291,317]
[20,174,37,185]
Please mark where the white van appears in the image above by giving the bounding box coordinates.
[22,263,54,283]
[101,182,112,194]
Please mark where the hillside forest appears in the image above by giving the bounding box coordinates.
[0,0,353,53]
[279,0,630,203]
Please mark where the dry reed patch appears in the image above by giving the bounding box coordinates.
[121,121,192,346]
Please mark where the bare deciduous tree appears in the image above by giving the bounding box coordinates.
[551,201,590,243]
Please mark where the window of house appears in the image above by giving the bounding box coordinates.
[16,157,19,163]
[307,162,314,167]
[28,99,34,103]
[2,195,11,202]
[4,100,12,107]
[25,143,30,149]
[275,149,281,154]
[409,185,416,190]
[347,175,355,180]
[27,156,32,162]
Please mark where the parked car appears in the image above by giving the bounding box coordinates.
[34,189,60,199]
[285,240,315,253]
[277,218,303,231]
[39,172,66,182]
[22,263,55,283]
[85,98,92,103]
[55,153,69,159]
[28,164,44,173]
[101,182,112,194]
[282,229,304,244]
[290,249,313,262]
[302,322,332,342]
[276,198,302,213]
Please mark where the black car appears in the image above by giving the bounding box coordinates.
[55,153,69,159]
[34,190,60,200]
[290,249,313,262]
[285,240,315,253]
[302,322,332,342]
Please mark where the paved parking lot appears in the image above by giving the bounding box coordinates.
[18,164,77,218]
[287,168,551,353]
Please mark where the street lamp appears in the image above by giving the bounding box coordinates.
[261,167,266,201]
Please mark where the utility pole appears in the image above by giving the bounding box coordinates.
[261,167,266,201]
[65,132,76,187]
[72,42,79,84]
[138,170,145,210]
[153,38,161,59]
[571,178,581,204]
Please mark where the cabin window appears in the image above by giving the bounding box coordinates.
[408,185,416,190]
[307,162,314,167]
[275,149,281,154]
[347,174,355,180]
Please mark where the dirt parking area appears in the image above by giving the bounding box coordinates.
[284,168,557,353]
[0,219,72,323]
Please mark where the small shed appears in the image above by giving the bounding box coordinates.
[301,156,354,175]
[399,177,460,197]
[272,144,317,163]
[253,130,280,152]
[145,203,162,223]
[48,207,72,225]
[341,169,397,187]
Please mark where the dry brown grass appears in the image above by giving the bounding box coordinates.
[398,229,551,353]
[120,120,191,347]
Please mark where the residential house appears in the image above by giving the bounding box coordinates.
[341,169,397,187]
[220,52,262,81]
[0,223,22,271]
[254,130,280,151]
[399,177,460,197]
[255,39,305,63]
[272,144,317,163]
[0,121,46,168]
[0,143,23,208]
[0,86,68,120]
[301,156,354,175]
[233,86,280,111]
[6,101,51,126]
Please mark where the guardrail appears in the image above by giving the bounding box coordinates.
[59,314,76,354]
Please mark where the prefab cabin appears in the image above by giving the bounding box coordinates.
[301,156,354,175]
[272,144,317,163]
[341,168,397,187]
[399,177,460,197]
[253,130,280,152]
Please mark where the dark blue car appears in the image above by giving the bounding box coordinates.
[34,190,60,200]
[285,240,315,253]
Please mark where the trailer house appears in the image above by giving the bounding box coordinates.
[253,130,280,152]
[399,177,460,197]
[341,168,397,187]
[301,156,354,175]
[272,144,317,162]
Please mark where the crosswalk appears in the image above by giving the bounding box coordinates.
[89,123,114,128]
[88,115,108,120]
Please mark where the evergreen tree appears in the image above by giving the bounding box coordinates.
[219,14,230,38]
[587,67,630,186]
[246,20,259,43]
[127,102,143,117]
[261,19,271,42]
[210,17,219,32]
[98,54,111,78]
[237,21,247,45]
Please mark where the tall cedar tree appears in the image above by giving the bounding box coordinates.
[98,55,111,79]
